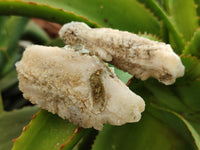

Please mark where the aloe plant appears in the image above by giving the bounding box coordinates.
[0,0,200,150]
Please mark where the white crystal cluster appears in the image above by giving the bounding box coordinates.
[16,22,185,130]
[59,22,185,85]
[16,45,145,130]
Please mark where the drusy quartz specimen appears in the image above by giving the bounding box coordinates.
[59,22,185,85]
[16,45,145,130]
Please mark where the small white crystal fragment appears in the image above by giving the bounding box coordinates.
[59,22,185,85]
[16,45,145,130]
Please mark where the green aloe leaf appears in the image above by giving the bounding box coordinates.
[0,70,18,92]
[0,16,8,74]
[92,111,193,150]
[0,16,8,48]
[0,16,7,31]
[12,109,88,150]
[0,50,8,76]
[0,16,29,76]
[0,0,99,28]
[174,80,200,112]
[0,106,39,150]
[167,0,198,41]
[127,55,200,149]
[73,129,98,150]
[189,119,200,140]
[150,104,200,150]
[184,29,200,58]
[194,0,200,24]
[0,0,160,35]
[144,80,191,113]
[23,21,51,45]
[137,0,184,54]
[0,92,3,113]
[4,16,29,55]
[170,56,200,112]
[126,55,200,150]
[180,55,200,80]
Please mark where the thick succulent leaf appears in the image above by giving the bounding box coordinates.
[157,0,170,12]
[150,104,200,149]
[137,0,184,54]
[189,119,200,140]
[0,70,18,92]
[180,55,200,81]
[0,16,8,74]
[0,92,3,113]
[167,0,198,41]
[0,0,160,35]
[92,111,193,150]
[127,55,200,149]
[72,129,98,150]
[159,21,170,44]
[129,77,200,149]
[23,21,51,45]
[0,16,8,47]
[183,120,200,149]
[173,80,200,112]
[144,80,191,113]
[12,109,88,150]
[4,16,29,55]
[184,29,200,58]
[170,56,200,112]
[0,16,7,32]
[1,50,20,79]
[0,106,39,150]
[0,0,99,28]
[0,16,28,76]
[0,50,8,76]
[194,0,200,24]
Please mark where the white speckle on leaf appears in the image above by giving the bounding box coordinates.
[59,22,185,85]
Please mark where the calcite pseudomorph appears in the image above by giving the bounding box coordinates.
[16,45,145,130]
[59,22,185,85]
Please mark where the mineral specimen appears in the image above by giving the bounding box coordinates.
[16,45,145,130]
[59,22,185,85]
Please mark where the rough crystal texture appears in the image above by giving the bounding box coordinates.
[59,22,185,85]
[16,45,145,130]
